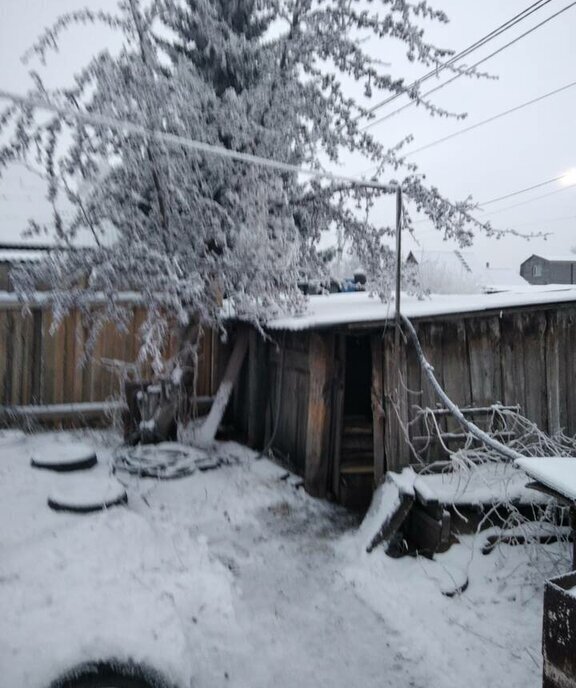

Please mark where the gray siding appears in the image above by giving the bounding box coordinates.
[521,255,576,285]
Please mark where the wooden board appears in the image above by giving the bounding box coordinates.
[383,330,402,472]
[466,316,502,407]
[522,310,548,429]
[563,309,576,436]
[500,312,526,413]
[371,333,385,484]
[441,320,471,434]
[546,310,561,435]
[305,332,332,497]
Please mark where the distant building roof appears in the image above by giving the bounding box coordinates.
[406,249,527,290]
[523,254,576,264]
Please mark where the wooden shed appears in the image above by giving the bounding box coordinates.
[230,288,576,510]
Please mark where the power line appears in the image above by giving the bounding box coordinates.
[481,182,576,215]
[414,212,576,233]
[363,0,576,131]
[481,175,566,206]
[361,0,553,121]
[409,177,576,225]
[508,213,576,227]
[0,89,397,193]
[403,79,576,157]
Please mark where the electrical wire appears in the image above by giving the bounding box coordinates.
[481,175,566,206]
[481,182,576,215]
[360,79,576,177]
[409,178,576,225]
[403,80,576,157]
[507,214,576,227]
[0,89,397,193]
[361,0,554,121]
[363,0,576,131]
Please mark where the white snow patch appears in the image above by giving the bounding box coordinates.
[265,287,576,331]
[515,456,576,501]
[415,462,552,506]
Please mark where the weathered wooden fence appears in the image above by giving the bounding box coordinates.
[380,305,576,471]
[0,302,219,407]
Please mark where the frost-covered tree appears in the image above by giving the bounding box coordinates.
[0,0,497,371]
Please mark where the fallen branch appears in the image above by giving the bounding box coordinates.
[400,314,523,462]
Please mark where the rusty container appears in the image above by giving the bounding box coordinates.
[543,570,576,687]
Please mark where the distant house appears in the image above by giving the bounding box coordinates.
[406,250,527,293]
[520,254,576,285]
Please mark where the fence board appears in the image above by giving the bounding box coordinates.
[522,311,548,429]
[0,304,218,410]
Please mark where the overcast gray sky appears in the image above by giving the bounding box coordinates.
[0,0,575,269]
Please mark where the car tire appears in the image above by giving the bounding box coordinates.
[48,659,179,688]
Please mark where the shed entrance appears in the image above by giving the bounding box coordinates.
[338,335,374,511]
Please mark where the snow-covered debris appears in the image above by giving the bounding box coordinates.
[515,456,576,501]
[414,462,552,507]
[359,468,416,552]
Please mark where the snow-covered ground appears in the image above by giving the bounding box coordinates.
[0,430,569,687]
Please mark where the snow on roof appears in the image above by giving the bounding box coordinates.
[407,250,526,288]
[481,268,527,288]
[266,285,576,331]
[407,249,482,275]
[0,249,47,263]
[515,457,576,502]
[527,254,576,263]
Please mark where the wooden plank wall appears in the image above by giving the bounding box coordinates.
[0,305,217,406]
[381,304,576,469]
[263,331,311,474]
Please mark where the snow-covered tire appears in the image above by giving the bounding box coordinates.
[31,443,97,472]
[48,659,179,688]
[47,477,128,514]
[114,442,215,479]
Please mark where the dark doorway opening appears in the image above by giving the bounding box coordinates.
[343,335,372,418]
[339,335,374,511]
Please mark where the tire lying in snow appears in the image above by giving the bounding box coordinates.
[47,476,127,513]
[114,442,219,479]
[31,442,97,472]
[48,658,180,688]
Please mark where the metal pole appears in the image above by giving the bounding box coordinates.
[394,186,403,349]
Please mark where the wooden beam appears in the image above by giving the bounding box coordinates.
[305,332,332,498]
[546,311,561,435]
[371,333,385,484]
[247,329,268,448]
[195,329,249,447]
